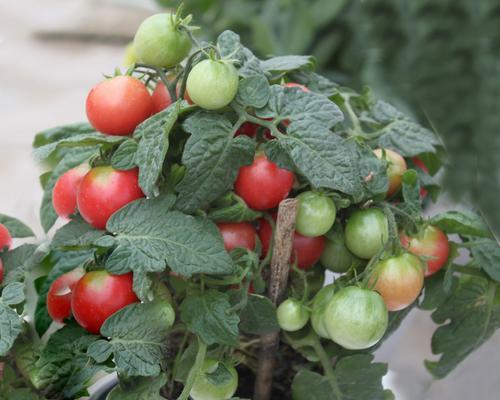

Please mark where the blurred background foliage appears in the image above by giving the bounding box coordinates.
[156,0,500,237]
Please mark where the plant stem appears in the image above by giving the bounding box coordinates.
[342,94,363,134]
[311,337,342,398]
[453,264,488,278]
[178,337,207,400]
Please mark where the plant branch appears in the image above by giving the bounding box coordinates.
[178,337,207,400]
[312,336,342,398]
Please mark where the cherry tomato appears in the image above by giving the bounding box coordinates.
[310,284,336,338]
[412,157,429,198]
[374,148,407,197]
[235,154,294,211]
[400,225,450,277]
[258,217,325,270]
[151,82,193,114]
[369,253,424,311]
[235,122,259,138]
[71,270,139,334]
[47,268,85,323]
[123,42,137,68]
[345,209,388,259]
[283,82,310,92]
[187,59,239,110]
[217,222,256,252]
[52,164,90,219]
[320,225,360,273]
[134,13,192,68]
[77,166,144,230]
[324,286,388,350]
[277,298,309,332]
[86,76,153,136]
[190,359,238,400]
[0,223,12,251]
[295,191,336,237]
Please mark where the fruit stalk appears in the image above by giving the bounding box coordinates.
[254,198,298,400]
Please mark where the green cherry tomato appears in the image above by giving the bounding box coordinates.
[134,13,192,68]
[277,298,310,332]
[295,191,336,237]
[320,224,361,273]
[310,284,336,339]
[324,286,388,350]
[345,208,389,259]
[190,359,238,400]
[187,59,239,110]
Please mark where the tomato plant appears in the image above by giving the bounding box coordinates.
[77,166,144,229]
[295,191,336,237]
[369,253,424,311]
[345,208,389,259]
[71,271,139,334]
[373,148,407,197]
[190,359,238,400]
[47,268,85,323]
[86,76,153,136]
[235,154,295,210]
[0,223,12,251]
[52,164,90,219]
[217,222,256,252]
[276,298,309,331]
[400,225,450,276]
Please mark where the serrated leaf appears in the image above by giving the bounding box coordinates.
[470,238,500,281]
[207,193,262,223]
[33,122,95,148]
[51,216,104,248]
[99,196,233,277]
[107,374,167,400]
[176,112,256,213]
[289,70,339,96]
[0,215,34,238]
[426,276,500,378]
[235,75,270,108]
[397,170,422,218]
[217,30,264,77]
[263,139,296,171]
[1,282,25,305]
[261,55,315,73]
[111,139,138,170]
[180,290,239,346]
[134,102,182,197]
[292,370,331,400]
[238,294,279,335]
[418,270,456,311]
[0,297,24,356]
[430,211,491,238]
[1,244,39,286]
[87,301,174,377]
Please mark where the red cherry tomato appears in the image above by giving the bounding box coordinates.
[47,268,85,323]
[217,222,256,252]
[235,122,259,138]
[412,157,429,198]
[258,217,325,270]
[71,270,139,334]
[235,154,294,210]
[400,225,450,277]
[77,166,144,230]
[151,82,172,114]
[52,164,90,219]
[0,223,12,251]
[86,76,153,136]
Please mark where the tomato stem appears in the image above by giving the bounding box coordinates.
[178,337,207,400]
[311,336,341,397]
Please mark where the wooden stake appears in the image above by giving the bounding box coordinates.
[254,198,298,400]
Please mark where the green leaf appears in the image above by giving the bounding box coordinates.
[107,374,167,400]
[238,294,279,335]
[1,244,39,286]
[418,270,456,311]
[134,102,182,197]
[180,290,239,346]
[98,196,233,277]
[398,170,422,218]
[217,30,263,77]
[87,301,174,377]
[35,323,105,398]
[207,193,262,223]
[263,139,296,171]
[39,147,98,232]
[1,282,25,305]
[288,70,339,97]
[235,75,270,108]
[470,238,500,281]
[372,101,440,157]
[176,112,256,213]
[111,139,138,170]
[425,276,500,378]
[260,55,315,73]
[33,123,95,148]
[0,288,24,356]
[292,370,331,400]
[430,211,491,238]
[51,216,104,248]
[0,215,34,239]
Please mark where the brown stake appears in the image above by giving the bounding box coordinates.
[254,198,298,400]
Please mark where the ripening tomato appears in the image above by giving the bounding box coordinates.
[235,154,294,210]
[412,157,429,198]
[0,223,12,251]
[190,359,238,400]
[217,222,256,252]
[345,208,389,259]
[47,268,85,323]
[277,298,310,332]
[324,286,388,350]
[295,191,336,237]
[71,270,139,334]
[77,166,144,230]
[86,76,153,136]
[374,148,407,197]
[258,216,325,270]
[187,60,239,110]
[369,253,424,311]
[52,164,90,219]
[134,13,192,68]
[400,225,450,277]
